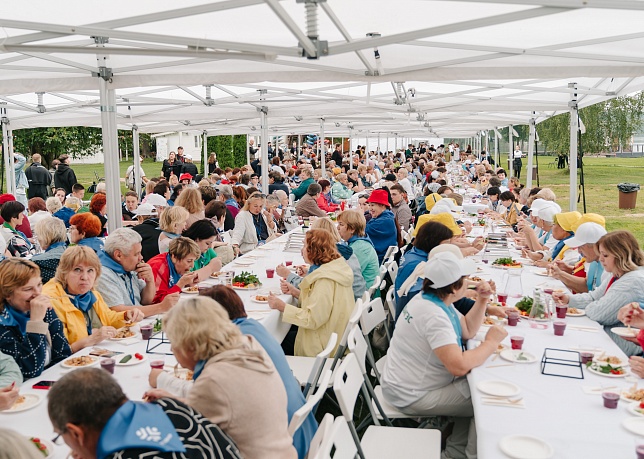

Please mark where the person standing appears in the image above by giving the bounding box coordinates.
[25,154,51,200]
[161,151,182,181]
[13,153,29,208]
[53,154,77,195]
[180,154,199,178]
[513,145,523,180]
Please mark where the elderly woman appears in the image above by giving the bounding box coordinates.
[365,189,399,264]
[46,196,62,216]
[524,210,581,267]
[382,252,505,459]
[32,217,68,283]
[144,297,298,459]
[182,219,223,280]
[231,192,277,255]
[0,259,72,379]
[336,209,379,288]
[174,187,205,229]
[268,229,354,357]
[316,179,338,212]
[148,237,200,304]
[42,246,143,352]
[158,205,190,253]
[69,213,104,253]
[89,193,108,237]
[0,201,33,257]
[554,230,644,355]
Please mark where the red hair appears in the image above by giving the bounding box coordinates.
[305,229,340,265]
[89,193,106,214]
[69,213,102,238]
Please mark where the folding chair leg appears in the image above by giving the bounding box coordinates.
[330,344,347,373]
[365,341,381,383]
[364,377,393,427]
[347,420,367,459]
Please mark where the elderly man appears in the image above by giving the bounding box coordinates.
[25,153,52,200]
[48,368,242,459]
[97,228,179,317]
[390,184,413,231]
[295,183,327,218]
[396,166,415,198]
[290,168,314,201]
[331,173,354,202]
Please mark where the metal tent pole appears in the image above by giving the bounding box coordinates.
[246,134,250,166]
[6,126,15,196]
[99,77,122,233]
[320,119,326,177]
[260,106,269,194]
[526,115,536,188]
[349,128,354,170]
[508,125,513,177]
[1,111,9,194]
[569,83,579,211]
[202,130,208,177]
[132,125,141,197]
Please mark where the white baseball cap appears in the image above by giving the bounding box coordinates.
[538,204,560,224]
[531,199,561,218]
[133,203,157,216]
[423,251,476,288]
[430,198,462,214]
[565,222,607,248]
[184,154,193,160]
[145,194,168,207]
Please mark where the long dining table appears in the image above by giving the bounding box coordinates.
[1,230,303,458]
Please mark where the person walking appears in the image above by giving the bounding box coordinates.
[512,145,523,180]
[25,154,52,200]
[53,154,77,195]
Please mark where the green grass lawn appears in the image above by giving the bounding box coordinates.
[67,156,644,243]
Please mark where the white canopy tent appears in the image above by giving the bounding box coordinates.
[2,0,644,229]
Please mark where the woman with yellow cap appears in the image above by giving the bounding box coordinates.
[525,211,582,267]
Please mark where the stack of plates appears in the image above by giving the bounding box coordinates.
[284,232,306,252]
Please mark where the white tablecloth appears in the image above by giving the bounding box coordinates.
[0,230,303,458]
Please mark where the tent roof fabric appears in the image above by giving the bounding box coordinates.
[2,0,644,136]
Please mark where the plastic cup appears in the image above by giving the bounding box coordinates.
[602,391,620,409]
[580,352,594,364]
[636,445,644,459]
[553,321,566,336]
[266,268,275,279]
[543,288,554,295]
[510,336,524,350]
[507,312,519,327]
[497,293,508,304]
[150,359,165,370]
[482,259,489,264]
[556,305,568,319]
[285,260,293,267]
[140,325,153,340]
[100,358,115,374]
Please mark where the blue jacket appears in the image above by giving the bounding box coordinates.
[394,247,428,310]
[53,207,76,227]
[0,307,72,379]
[233,317,317,459]
[365,209,398,264]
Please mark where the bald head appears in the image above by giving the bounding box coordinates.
[32,154,42,163]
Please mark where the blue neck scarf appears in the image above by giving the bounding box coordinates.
[192,360,207,381]
[46,241,66,252]
[0,305,29,336]
[225,198,239,209]
[77,237,104,252]
[422,292,462,348]
[96,401,186,459]
[166,254,181,288]
[551,233,573,260]
[67,290,97,313]
[347,234,375,248]
[587,261,604,292]
[99,252,136,304]
[541,229,552,244]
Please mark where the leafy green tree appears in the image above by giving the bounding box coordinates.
[10,127,103,168]
[232,135,247,166]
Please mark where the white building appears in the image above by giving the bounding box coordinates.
[151,131,204,163]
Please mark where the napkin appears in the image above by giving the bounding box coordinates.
[480,397,525,409]
[581,385,620,395]
[116,337,140,346]
[567,325,599,333]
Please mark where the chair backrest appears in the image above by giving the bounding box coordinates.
[338,299,363,348]
[302,332,337,399]
[368,275,381,297]
[385,286,396,315]
[359,297,386,335]
[386,260,399,282]
[333,353,364,422]
[289,369,333,437]
[307,413,335,459]
[382,245,398,264]
[220,230,232,243]
[347,325,369,375]
[311,416,358,459]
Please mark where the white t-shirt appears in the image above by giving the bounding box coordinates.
[381,294,466,408]
[513,150,523,159]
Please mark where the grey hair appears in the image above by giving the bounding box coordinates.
[35,216,67,249]
[307,183,322,196]
[219,184,233,199]
[274,190,288,201]
[104,227,142,256]
[45,196,62,214]
[266,194,280,206]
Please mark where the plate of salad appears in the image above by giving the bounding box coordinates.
[232,271,262,290]
[491,257,523,269]
[586,362,628,378]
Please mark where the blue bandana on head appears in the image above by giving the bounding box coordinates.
[96,401,186,459]
[166,254,181,288]
[0,305,29,336]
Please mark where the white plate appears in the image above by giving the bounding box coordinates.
[566,309,586,317]
[232,284,262,291]
[181,287,200,294]
[115,353,148,366]
[623,417,644,436]
[4,393,43,413]
[250,295,269,304]
[477,380,521,398]
[27,438,54,458]
[233,259,255,266]
[163,364,194,381]
[61,356,100,368]
[499,435,554,459]
[622,389,644,402]
[500,350,537,364]
[593,355,628,367]
[586,364,628,378]
[611,327,640,338]
[490,264,523,270]
[627,402,644,417]
[534,270,550,277]
[109,332,139,341]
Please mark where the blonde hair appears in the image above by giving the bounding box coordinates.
[535,188,556,202]
[174,187,204,214]
[168,237,200,260]
[198,179,211,187]
[310,217,342,243]
[598,231,644,275]
[159,206,189,232]
[163,296,243,360]
[64,196,81,212]
[0,428,45,459]
[242,192,265,211]
[0,259,41,307]
[34,216,67,249]
[54,246,102,290]
[337,209,366,237]
[46,196,62,214]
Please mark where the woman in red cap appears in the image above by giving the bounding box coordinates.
[365,189,399,264]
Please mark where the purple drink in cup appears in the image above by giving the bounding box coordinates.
[150,360,165,370]
[556,305,567,319]
[602,392,619,409]
[266,268,275,279]
[553,321,566,336]
[100,358,115,374]
[510,336,524,350]
[140,325,153,340]
[507,312,519,327]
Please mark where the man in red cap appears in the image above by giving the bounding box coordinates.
[0,193,32,238]
[365,189,398,264]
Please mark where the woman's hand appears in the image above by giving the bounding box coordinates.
[618,302,644,327]
[91,326,117,344]
[0,382,19,411]
[630,356,644,378]
[125,308,144,323]
[142,388,173,402]
[279,278,300,298]
[471,236,485,251]
[148,368,164,388]
[267,293,286,312]
[207,258,223,275]
[177,272,199,289]
[295,264,309,276]
[484,324,508,346]
[232,245,240,257]
[29,295,52,322]
[475,281,493,300]
[554,260,573,274]
[275,264,291,278]
[552,292,569,305]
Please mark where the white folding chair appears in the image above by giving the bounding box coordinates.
[310,416,357,459]
[367,275,381,299]
[333,354,442,459]
[386,261,399,283]
[359,297,389,382]
[286,333,337,399]
[306,413,336,459]
[382,245,398,265]
[329,297,364,373]
[220,230,232,243]
[288,369,333,437]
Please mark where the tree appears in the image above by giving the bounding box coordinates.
[10,127,103,168]
[232,135,247,166]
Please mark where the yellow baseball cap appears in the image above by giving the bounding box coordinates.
[424,193,443,211]
[553,211,582,232]
[414,212,462,237]
[571,213,605,232]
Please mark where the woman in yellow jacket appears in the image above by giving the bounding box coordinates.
[499,191,522,227]
[42,246,144,352]
[267,229,354,357]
